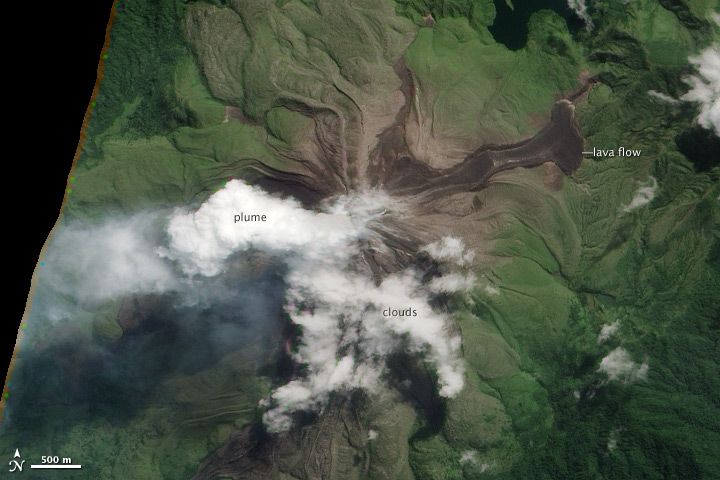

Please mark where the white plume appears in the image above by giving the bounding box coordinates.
[163,180,467,432]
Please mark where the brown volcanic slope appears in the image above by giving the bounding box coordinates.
[251,61,584,208]
[189,89,585,480]
[176,5,588,478]
[372,100,582,197]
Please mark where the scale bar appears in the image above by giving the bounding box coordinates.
[31,464,82,469]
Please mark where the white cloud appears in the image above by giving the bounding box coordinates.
[39,181,468,433]
[621,177,658,213]
[567,0,594,30]
[368,429,378,441]
[423,236,475,267]
[459,450,477,465]
[428,273,476,293]
[44,215,177,304]
[163,180,467,432]
[160,181,361,276]
[647,90,680,105]
[597,320,620,344]
[459,451,490,472]
[484,284,500,296]
[607,428,621,452]
[263,265,465,431]
[681,44,720,136]
[597,347,648,384]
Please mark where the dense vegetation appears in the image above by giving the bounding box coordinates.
[2,0,718,478]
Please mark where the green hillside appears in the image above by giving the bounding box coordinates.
[1,0,718,478]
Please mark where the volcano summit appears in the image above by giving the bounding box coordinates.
[2,1,719,479]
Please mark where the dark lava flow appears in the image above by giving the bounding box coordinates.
[378,99,583,199]
[190,103,586,480]
[190,63,588,480]
[253,62,586,208]
[367,61,585,203]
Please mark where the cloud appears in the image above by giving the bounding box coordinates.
[597,347,648,384]
[428,273,476,294]
[567,0,593,30]
[263,268,465,431]
[35,176,473,435]
[607,427,621,452]
[159,181,361,276]
[459,451,490,472]
[459,450,477,465]
[621,177,658,212]
[597,320,620,344]
[19,211,294,427]
[163,180,467,432]
[36,180,467,433]
[647,90,681,105]
[423,236,475,267]
[425,239,477,293]
[43,215,177,305]
[681,44,720,136]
